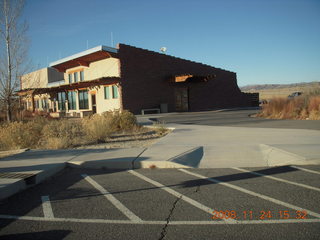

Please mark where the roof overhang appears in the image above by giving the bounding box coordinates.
[49,46,118,73]
[171,74,215,83]
[16,77,120,96]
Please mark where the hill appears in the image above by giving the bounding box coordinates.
[240,82,320,100]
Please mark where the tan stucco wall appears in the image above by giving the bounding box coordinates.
[64,57,120,83]
[21,67,64,89]
[21,68,48,89]
[95,85,121,113]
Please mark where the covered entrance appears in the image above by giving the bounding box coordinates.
[175,87,189,112]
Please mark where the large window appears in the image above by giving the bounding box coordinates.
[80,71,84,81]
[112,85,118,99]
[104,86,110,99]
[42,99,48,110]
[58,92,66,110]
[68,91,77,110]
[78,90,89,109]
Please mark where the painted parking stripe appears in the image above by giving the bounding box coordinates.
[0,214,320,225]
[178,169,320,219]
[232,167,320,192]
[81,174,142,223]
[41,196,54,219]
[128,170,236,223]
[291,166,320,175]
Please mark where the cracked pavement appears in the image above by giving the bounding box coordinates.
[1,166,320,240]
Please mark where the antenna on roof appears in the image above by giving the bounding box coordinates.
[160,47,167,54]
[111,32,114,47]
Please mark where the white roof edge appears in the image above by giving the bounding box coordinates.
[49,45,118,67]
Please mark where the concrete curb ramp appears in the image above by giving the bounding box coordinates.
[0,163,65,201]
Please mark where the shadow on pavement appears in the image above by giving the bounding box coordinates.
[181,165,299,188]
[0,230,71,240]
[0,148,121,161]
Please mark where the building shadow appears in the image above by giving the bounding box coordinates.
[180,165,298,188]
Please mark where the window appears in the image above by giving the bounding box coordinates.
[104,86,110,99]
[78,90,89,109]
[68,91,77,110]
[68,74,72,83]
[112,85,118,99]
[35,99,39,109]
[80,71,84,81]
[58,92,66,110]
[74,72,78,82]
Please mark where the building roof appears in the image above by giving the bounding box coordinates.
[49,45,118,72]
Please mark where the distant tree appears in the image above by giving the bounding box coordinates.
[0,0,29,121]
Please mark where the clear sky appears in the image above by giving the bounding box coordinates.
[23,0,320,86]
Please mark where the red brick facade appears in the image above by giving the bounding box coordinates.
[118,44,256,114]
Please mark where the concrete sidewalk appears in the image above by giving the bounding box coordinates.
[136,124,320,168]
[1,122,320,200]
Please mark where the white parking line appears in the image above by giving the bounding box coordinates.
[178,169,320,219]
[128,170,236,223]
[291,166,320,175]
[232,167,320,192]
[41,196,54,219]
[81,174,142,223]
[0,214,320,225]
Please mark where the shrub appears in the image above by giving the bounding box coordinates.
[0,117,48,150]
[82,113,116,143]
[41,119,83,149]
[112,110,137,131]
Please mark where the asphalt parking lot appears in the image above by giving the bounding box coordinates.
[154,110,320,130]
[1,165,319,240]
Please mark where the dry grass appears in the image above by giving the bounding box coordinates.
[0,110,169,151]
[257,94,320,120]
[243,84,320,101]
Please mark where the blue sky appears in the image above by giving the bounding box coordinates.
[23,0,320,86]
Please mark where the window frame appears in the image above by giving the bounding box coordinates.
[57,92,66,111]
[112,85,118,99]
[78,90,89,109]
[74,72,78,82]
[80,70,84,81]
[68,91,77,110]
[104,86,110,99]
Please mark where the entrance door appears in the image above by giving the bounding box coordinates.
[175,87,189,111]
[91,94,97,114]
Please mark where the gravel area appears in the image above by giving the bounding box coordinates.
[75,127,170,149]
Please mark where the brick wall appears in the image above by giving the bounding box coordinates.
[118,44,254,114]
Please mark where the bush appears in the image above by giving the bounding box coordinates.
[0,110,140,150]
[82,113,116,143]
[0,117,48,150]
[41,119,83,149]
[109,110,137,131]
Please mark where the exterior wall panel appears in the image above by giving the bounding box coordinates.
[118,44,253,114]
